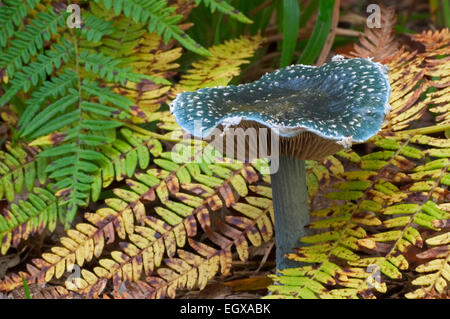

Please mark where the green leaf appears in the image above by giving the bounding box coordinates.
[297,0,335,65]
[280,0,300,67]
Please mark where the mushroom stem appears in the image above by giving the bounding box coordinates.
[271,155,311,270]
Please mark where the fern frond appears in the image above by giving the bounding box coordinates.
[428,85,450,125]
[268,132,450,299]
[26,79,135,223]
[0,138,271,297]
[60,160,269,298]
[79,50,167,85]
[305,154,346,200]
[82,3,180,114]
[7,18,164,222]
[0,6,66,76]
[92,0,210,56]
[0,0,41,48]
[79,12,116,43]
[380,50,428,132]
[0,142,46,202]
[18,69,78,131]
[423,43,450,125]
[177,35,264,91]
[405,229,450,299]
[0,39,74,107]
[87,2,147,62]
[349,5,399,63]
[7,283,70,299]
[90,127,164,201]
[376,28,450,131]
[411,28,450,53]
[111,32,182,113]
[0,187,63,255]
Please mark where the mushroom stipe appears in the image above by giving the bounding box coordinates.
[171,57,391,270]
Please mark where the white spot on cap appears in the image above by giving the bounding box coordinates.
[336,136,353,148]
[332,55,345,62]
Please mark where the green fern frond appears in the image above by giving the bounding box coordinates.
[90,127,164,201]
[18,69,78,132]
[26,79,135,223]
[2,11,167,221]
[87,2,147,62]
[92,0,210,56]
[0,6,66,76]
[0,39,74,107]
[0,187,63,255]
[78,12,116,43]
[0,0,41,48]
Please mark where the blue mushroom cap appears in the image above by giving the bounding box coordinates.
[171,57,391,148]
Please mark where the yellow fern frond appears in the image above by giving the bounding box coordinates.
[86,2,183,115]
[406,230,450,299]
[112,32,182,114]
[268,131,450,299]
[0,135,275,298]
[176,35,264,92]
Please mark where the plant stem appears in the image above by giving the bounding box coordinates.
[270,155,311,270]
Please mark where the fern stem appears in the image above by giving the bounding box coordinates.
[271,156,311,270]
[390,124,450,136]
[67,32,84,225]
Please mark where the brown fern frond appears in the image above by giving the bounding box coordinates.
[8,284,71,299]
[425,80,450,125]
[380,50,429,132]
[376,28,450,132]
[349,5,399,63]
[411,28,450,54]
[416,30,450,125]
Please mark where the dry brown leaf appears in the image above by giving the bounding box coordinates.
[349,5,399,63]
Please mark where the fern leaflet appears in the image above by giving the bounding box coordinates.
[93,0,211,56]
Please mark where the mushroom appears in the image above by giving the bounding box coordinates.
[170,57,391,270]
